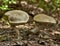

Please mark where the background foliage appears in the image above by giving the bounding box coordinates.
[0,0,60,16]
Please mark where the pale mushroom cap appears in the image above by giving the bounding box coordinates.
[5,10,29,24]
[34,14,56,24]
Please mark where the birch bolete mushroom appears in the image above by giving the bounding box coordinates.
[34,14,56,24]
[4,10,29,41]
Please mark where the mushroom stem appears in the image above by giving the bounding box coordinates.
[12,26,20,43]
[14,28,20,40]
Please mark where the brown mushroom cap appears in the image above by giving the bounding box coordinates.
[34,14,56,24]
[5,10,29,24]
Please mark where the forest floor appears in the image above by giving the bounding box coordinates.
[0,0,60,46]
[0,19,60,46]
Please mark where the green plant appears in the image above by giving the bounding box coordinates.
[0,0,17,10]
[29,0,60,14]
[52,0,60,8]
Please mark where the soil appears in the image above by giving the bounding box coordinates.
[0,20,60,46]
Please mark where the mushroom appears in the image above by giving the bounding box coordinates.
[4,10,29,42]
[5,10,29,24]
[33,14,56,24]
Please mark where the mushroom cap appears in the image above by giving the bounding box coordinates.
[5,10,29,24]
[34,14,56,24]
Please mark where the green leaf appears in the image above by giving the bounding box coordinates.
[53,0,60,7]
[0,5,10,10]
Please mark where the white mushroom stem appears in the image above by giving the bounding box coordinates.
[14,27,20,40]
